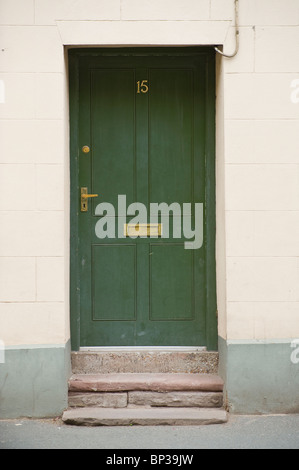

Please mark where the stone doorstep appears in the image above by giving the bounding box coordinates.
[62,407,228,426]
[69,373,224,393]
[71,351,219,375]
[68,391,223,409]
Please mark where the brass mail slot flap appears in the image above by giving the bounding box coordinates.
[124,223,162,237]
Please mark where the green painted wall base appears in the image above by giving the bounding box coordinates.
[219,336,299,414]
[2,337,299,417]
[0,342,71,419]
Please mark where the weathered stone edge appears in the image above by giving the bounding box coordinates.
[68,390,224,408]
[62,407,228,426]
[69,373,224,393]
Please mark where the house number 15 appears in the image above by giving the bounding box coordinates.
[137,80,149,94]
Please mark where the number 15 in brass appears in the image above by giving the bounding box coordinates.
[137,80,149,94]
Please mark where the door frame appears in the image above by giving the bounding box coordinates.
[68,47,217,351]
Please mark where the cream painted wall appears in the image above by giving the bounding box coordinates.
[0,0,67,346]
[220,1,299,341]
[0,0,298,346]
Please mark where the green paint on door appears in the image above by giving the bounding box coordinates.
[69,48,217,349]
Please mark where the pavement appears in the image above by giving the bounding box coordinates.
[1,413,299,449]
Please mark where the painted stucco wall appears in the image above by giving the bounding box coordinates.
[0,0,299,416]
[214,0,299,413]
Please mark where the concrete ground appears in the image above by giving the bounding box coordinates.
[1,414,299,449]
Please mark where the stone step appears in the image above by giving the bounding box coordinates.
[68,390,223,409]
[65,373,227,425]
[62,406,228,426]
[68,392,128,408]
[69,373,224,393]
[71,350,218,374]
[128,391,223,408]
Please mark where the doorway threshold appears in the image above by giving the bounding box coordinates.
[79,346,207,352]
[72,347,218,374]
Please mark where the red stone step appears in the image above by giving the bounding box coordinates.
[69,373,224,393]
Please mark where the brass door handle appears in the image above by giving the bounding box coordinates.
[81,187,98,212]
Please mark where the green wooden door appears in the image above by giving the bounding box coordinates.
[71,49,216,348]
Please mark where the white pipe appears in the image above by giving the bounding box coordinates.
[215,0,239,58]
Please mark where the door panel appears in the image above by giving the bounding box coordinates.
[149,244,194,321]
[92,244,136,321]
[73,49,216,348]
[91,69,136,210]
[149,69,193,206]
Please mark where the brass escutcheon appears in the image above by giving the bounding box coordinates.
[82,145,90,154]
